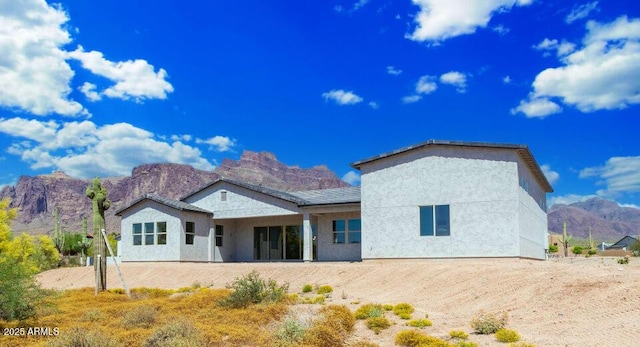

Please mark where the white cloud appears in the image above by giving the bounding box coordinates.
[68,46,174,102]
[353,0,370,11]
[540,164,560,186]
[503,76,512,84]
[515,16,640,117]
[511,97,562,118]
[171,134,193,142]
[548,193,597,207]
[566,1,599,24]
[0,117,217,178]
[322,89,364,105]
[580,156,640,197]
[386,66,403,75]
[533,38,576,57]
[406,0,533,43]
[492,25,510,36]
[402,95,422,104]
[79,82,101,101]
[342,171,361,186]
[196,136,236,152]
[402,75,438,103]
[439,71,467,93]
[368,101,379,109]
[0,0,87,116]
[620,203,640,209]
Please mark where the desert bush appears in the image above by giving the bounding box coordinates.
[304,324,343,347]
[144,319,204,347]
[218,270,289,308]
[302,284,313,293]
[572,246,583,256]
[47,327,122,347]
[354,303,384,319]
[470,310,508,334]
[81,309,104,322]
[382,304,394,311]
[457,341,479,347]
[366,316,391,334]
[302,305,354,347]
[548,245,558,253]
[407,318,432,328]
[618,257,629,265]
[273,318,307,346]
[448,330,469,339]
[588,249,597,255]
[0,259,42,321]
[319,305,355,334]
[508,342,535,347]
[495,329,520,343]
[317,285,333,295]
[121,305,158,328]
[393,303,415,318]
[395,329,452,347]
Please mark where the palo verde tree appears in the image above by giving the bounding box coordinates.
[86,177,111,291]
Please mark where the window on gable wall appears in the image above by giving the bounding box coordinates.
[133,223,142,245]
[420,205,450,236]
[144,222,155,245]
[221,191,227,201]
[157,222,167,245]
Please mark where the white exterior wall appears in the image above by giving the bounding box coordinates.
[180,211,212,261]
[119,201,201,261]
[517,158,549,259]
[360,146,521,259]
[316,211,362,261]
[211,220,236,262]
[184,181,300,218]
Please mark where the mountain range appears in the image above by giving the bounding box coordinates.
[0,151,348,235]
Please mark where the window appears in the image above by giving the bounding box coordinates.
[221,191,227,201]
[215,225,224,247]
[157,222,167,245]
[420,205,450,237]
[133,223,142,245]
[332,220,346,244]
[348,219,361,244]
[144,222,155,245]
[185,221,195,245]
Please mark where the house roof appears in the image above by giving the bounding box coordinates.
[350,139,554,193]
[290,186,361,206]
[180,177,309,205]
[114,193,213,216]
[608,235,639,249]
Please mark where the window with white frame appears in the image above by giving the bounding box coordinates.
[332,219,362,244]
[221,191,227,201]
[133,223,142,245]
[157,222,167,245]
[420,205,450,236]
[185,221,195,245]
[144,222,155,245]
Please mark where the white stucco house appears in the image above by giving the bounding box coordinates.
[115,140,553,262]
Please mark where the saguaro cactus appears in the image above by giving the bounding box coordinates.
[558,222,573,257]
[86,177,111,291]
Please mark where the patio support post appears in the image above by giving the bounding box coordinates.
[303,211,313,262]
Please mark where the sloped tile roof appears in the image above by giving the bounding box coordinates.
[180,177,308,205]
[115,193,213,216]
[290,186,361,206]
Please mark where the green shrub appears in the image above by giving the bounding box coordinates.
[312,295,326,304]
[495,329,520,343]
[588,249,597,255]
[572,246,583,256]
[470,310,508,334]
[508,342,535,347]
[218,270,289,308]
[317,285,333,295]
[395,330,452,347]
[274,318,307,346]
[144,319,204,347]
[457,341,479,347]
[354,303,384,319]
[382,304,394,311]
[302,284,313,293]
[448,330,469,339]
[0,260,42,321]
[618,257,629,265]
[121,305,158,328]
[548,245,558,253]
[406,318,432,328]
[393,303,415,318]
[47,327,122,347]
[366,316,391,334]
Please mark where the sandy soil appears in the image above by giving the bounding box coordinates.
[36,257,640,347]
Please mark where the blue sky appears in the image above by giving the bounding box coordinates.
[0,0,638,208]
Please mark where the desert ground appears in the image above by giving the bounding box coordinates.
[36,257,640,347]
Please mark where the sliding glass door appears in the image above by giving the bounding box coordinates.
[254,225,309,260]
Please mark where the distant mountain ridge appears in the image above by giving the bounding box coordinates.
[548,197,640,242]
[0,151,349,235]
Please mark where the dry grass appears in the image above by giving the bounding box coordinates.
[0,286,289,347]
